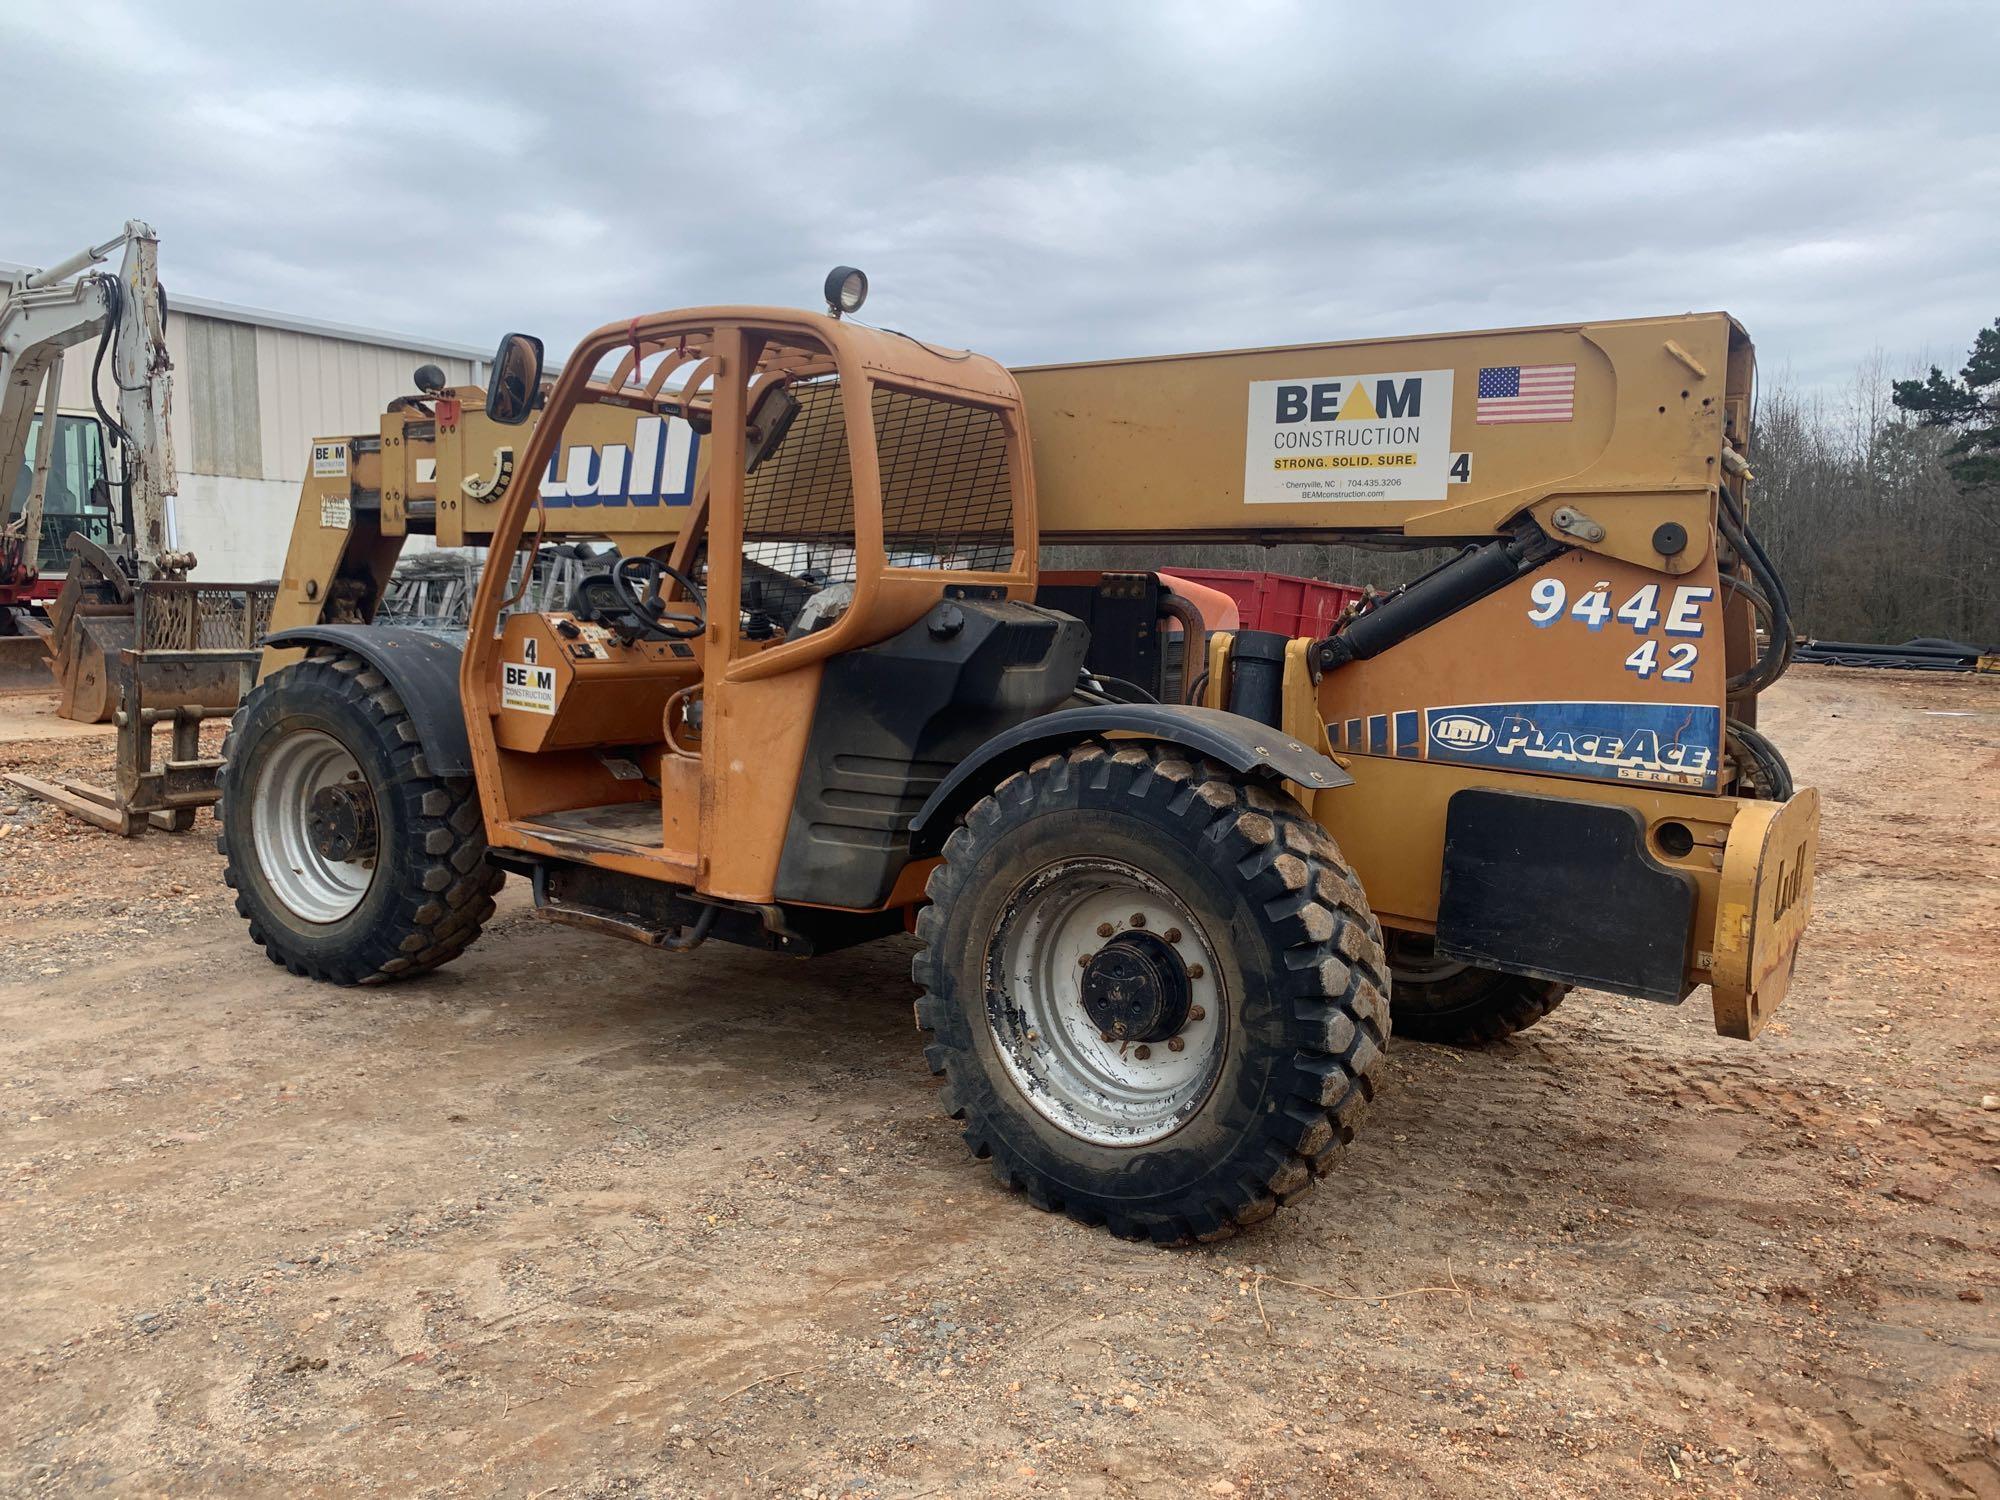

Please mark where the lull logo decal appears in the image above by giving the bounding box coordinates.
[1328,701,1721,790]
[1429,714,1495,751]
[539,414,701,509]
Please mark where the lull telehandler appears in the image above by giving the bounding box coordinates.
[223,271,1817,1242]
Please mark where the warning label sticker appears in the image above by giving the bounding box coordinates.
[319,495,351,529]
[311,442,348,478]
[501,661,556,714]
[1244,369,1454,504]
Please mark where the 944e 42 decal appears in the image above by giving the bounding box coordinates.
[1328,701,1721,790]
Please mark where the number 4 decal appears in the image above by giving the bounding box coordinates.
[1615,584,1661,633]
[1570,582,1612,630]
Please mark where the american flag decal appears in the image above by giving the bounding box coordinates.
[1476,364,1576,424]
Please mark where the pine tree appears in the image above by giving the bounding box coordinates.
[1892,319,2000,490]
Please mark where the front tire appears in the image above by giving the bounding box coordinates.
[218,649,502,984]
[914,742,1389,1244]
[1386,932,1566,1045]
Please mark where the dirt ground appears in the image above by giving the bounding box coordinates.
[0,665,1995,1498]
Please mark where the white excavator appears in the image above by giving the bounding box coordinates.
[0,220,199,712]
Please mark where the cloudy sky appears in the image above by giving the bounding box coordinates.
[3,1,1994,390]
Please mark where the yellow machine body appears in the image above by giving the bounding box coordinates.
[262,309,1814,1038]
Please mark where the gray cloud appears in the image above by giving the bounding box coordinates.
[3,0,1993,389]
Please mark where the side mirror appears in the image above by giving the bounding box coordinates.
[485,333,544,426]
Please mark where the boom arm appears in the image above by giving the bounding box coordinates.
[0,219,181,578]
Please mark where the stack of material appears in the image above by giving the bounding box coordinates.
[378,543,615,631]
[1793,637,1994,673]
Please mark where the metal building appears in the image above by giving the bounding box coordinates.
[0,260,486,581]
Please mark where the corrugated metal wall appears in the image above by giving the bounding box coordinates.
[5,267,484,577]
[14,286,479,486]
[183,316,262,478]
[253,328,475,482]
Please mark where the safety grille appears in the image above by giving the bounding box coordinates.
[741,378,858,598]
[736,380,1017,611]
[136,582,277,652]
[873,386,1014,570]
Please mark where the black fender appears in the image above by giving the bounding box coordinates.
[907,704,1351,856]
[262,625,473,776]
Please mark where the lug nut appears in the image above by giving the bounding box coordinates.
[1129,913,1146,928]
[1189,1004,1206,1021]
[1164,927,1182,944]
[1134,1044,1152,1060]
[1167,1036,1185,1052]
[1187,964,1205,981]
[1096,922,1114,938]
[1078,954,1091,966]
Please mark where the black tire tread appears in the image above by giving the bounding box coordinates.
[217,648,502,985]
[912,740,1389,1245]
[1389,967,1566,1046]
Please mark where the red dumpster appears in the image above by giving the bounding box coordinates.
[1161,568,1364,639]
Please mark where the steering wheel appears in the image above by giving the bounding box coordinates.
[610,556,707,640]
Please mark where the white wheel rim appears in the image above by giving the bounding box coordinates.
[251,728,376,924]
[986,857,1227,1148]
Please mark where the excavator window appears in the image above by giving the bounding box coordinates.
[9,413,111,570]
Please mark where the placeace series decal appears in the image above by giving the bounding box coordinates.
[1328,700,1721,790]
[1243,369,1454,505]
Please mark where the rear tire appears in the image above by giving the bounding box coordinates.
[914,742,1389,1244]
[1386,932,1566,1045]
[218,649,502,985]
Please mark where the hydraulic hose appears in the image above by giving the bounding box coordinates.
[1315,521,1563,673]
[1726,716,1795,801]
[1716,488,1794,696]
[1719,569,1791,696]
[1157,587,1209,703]
[89,274,129,450]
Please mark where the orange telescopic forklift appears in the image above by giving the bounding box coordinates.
[222,271,1816,1242]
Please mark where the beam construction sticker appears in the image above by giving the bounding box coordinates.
[1244,369,1454,504]
[501,660,556,714]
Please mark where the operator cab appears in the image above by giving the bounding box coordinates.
[468,288,1060,907]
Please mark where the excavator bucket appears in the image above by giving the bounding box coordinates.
[0,626,51,693]
[52,604,136,722]
[47,538,134,723]
[44,535,253,723]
